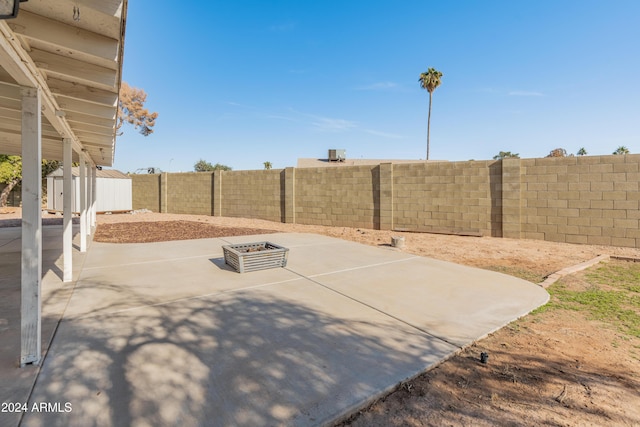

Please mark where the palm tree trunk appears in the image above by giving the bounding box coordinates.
[427,91,432,160]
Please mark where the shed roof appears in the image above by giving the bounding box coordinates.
[0,0,127,167]
[48,167,129,179]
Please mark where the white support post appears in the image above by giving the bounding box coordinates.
[62,139,73,282]
[20,86,42,366]
[79,155,87,252]
[86,161,92,236]
[91,165,97,229]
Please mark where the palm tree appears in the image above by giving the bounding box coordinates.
[577,147,587,156]
[613,146,629,155]
[419,67,443,160]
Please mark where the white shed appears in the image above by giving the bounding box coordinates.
[47,167,132,213]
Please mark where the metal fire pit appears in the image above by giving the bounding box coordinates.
[222,241,289,273]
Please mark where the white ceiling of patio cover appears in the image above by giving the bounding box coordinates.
[0,0,127,166]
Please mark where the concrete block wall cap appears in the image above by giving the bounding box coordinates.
[610,255,640,262]
[539,254,610,288]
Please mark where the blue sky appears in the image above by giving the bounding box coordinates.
[113,0,640,173]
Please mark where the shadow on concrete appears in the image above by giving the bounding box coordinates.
[209,256,236,272]
[23,277,450,427]
[0,226,83,427]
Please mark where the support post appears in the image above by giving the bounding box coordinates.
[378,163,394,230]
[283,167,295,223]
[212,171,222,217]
[79,155,87,252]
[20,86,42,366]
[86,161,92,235]
[160,172,168,213]
[62,139,73,282]
[501,158,522,239]
[91,165,97,228]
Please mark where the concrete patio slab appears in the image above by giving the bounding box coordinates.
[82,237,231,268]
[279,239,414,278]
[65,247,302,319]
[24,280,458,427]
[0,225,87,427]
[1,231,549,427]
[309,256,548,347]
[221,233,339,248]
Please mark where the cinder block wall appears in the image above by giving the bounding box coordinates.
[166,172,213,216]
[220,169,282,222]
[131,174,160,212]
[295,165,378,228]
[518,154,640,248]
[130,154,640,248]
[392,161,502,236]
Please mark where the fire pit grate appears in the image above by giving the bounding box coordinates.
[222,241,289,273]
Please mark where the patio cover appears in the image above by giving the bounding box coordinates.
[0,0,126,166]
[0,0,127,366]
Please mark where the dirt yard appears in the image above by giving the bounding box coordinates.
[2,208,640,426]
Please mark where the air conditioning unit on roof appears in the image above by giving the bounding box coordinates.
[328,149,346,162]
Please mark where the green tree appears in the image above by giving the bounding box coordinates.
[0,155,60,207]
[194,159,232,172]
[42,160,61,177]
[577,147,587,156]
[117,82,158,137]
[211,163,232,171]
[194,159,214,172]
[0,155,20,207]
[613,146,629,155]
[418,67,443,160]
[263,161,273,170]
[493,151,520,160]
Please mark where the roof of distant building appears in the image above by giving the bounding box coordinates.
[296,158,441,168]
